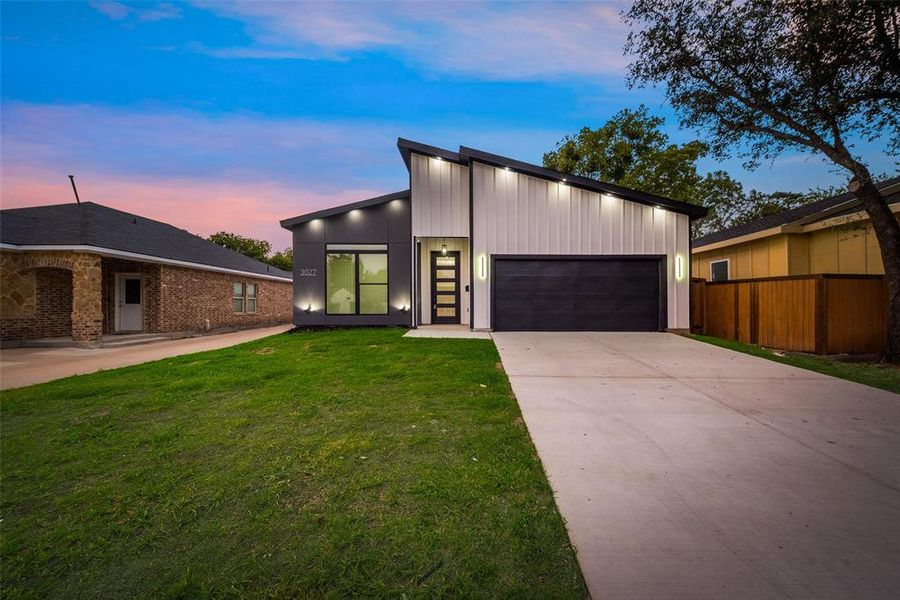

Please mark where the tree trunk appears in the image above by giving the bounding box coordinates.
[854,177,900,363]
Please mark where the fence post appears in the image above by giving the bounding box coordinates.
[750,282,759,345]
[815,277,828,354]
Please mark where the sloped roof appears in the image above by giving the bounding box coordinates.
[693,176,900,249]
[397,138,708,220]
[280,190,409,228]
[0,202,292,280]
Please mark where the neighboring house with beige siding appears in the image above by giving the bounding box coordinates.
[692,177,900,281]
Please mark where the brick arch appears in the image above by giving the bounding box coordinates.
[20,255,76,272]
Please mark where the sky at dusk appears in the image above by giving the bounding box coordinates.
[1,1,895,249]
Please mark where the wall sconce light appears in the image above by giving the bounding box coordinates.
[441,243,448,255]
[675,255,684,281]
[304,304,313,314]
[400,305,409,313]
[480,255,487,279]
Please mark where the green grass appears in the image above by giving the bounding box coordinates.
[690,334,900,394]
[1,328,586,599]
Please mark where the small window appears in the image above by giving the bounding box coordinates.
[246,284,257,314]
[233,283,245,313]
[710,260,730,282]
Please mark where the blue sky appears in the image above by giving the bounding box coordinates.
[1,1,894,247]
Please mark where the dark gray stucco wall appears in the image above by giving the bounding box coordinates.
[290,197,412,327]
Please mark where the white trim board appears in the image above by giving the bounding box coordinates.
[0,243,293,282]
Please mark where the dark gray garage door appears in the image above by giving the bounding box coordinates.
[491,256,666,331]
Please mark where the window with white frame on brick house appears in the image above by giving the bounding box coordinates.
[232,283,258,314]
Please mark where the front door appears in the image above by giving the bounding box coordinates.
[116,273,143,332]
[431,251,460,324]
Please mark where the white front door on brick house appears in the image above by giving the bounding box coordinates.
[116,273,143,332]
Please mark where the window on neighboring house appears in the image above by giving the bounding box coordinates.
[710,260,730,282]
[246,283,257,314]
[326,245,388,315]
[233,283,245,313]
[233,282,259,314]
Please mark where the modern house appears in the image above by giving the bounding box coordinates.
[0,202,293,345]
[280,138,707,332]
[692,176,900,281]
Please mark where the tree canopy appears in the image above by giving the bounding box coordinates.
[623,0,900,361]
[542,105,824,237]
[207,231,271,263]
[543,105,712,206]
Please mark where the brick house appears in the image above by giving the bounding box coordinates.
[0,202,292,346]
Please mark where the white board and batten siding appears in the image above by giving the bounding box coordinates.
[470,162,691,330]
[410,153,469,237]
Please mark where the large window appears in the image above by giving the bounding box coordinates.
[710,259,730,282]
[326,246,388,315]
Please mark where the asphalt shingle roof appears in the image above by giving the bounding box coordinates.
[693,176,900,248]
[0,202,291,280]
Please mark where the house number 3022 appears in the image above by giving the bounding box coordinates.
[298,268,317,277]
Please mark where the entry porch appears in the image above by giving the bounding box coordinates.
[0,250,159,346]
[414,237,470,327]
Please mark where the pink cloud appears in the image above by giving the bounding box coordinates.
[191,1,630,80]
[1,165,385,250]
[91,1,181,22]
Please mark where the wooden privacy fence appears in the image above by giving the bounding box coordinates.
[690,274,887,354]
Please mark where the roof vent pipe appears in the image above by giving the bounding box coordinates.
[68,175,81,205]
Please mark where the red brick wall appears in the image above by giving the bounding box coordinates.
[101,258,161,334]
[0,268,72,340]
[157,265,292,332]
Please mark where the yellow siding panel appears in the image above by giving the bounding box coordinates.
[733,246,750,279]
[787,234,809,275]
[750,240,770,277]
[768,235,789,276]
[866,223,884,274]
[836,225,867,273]
[809,229,839,273]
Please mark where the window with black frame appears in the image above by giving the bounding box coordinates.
[326,245,388,315]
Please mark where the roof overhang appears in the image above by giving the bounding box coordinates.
[457,146,708,220]
[694,199,900,252]
[280,189,410,229]
[397,138,466,169]
[0,243,293,282]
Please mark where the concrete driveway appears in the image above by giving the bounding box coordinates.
[492,332,900,600]
[0,325,292,390]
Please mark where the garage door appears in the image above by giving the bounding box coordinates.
[492,256,665,331]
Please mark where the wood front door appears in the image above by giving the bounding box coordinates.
[431,251,460,324]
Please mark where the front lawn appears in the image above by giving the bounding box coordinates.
[690,334,900,394]
[1,328,585,599]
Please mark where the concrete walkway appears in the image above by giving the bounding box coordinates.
[493,331,900,600]
[403,324,491,339]
[0,325,292,390]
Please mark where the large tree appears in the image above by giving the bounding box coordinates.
[207,231,271,263]
[624,0,900,362]
[268,247,293,272]
[543,105,717,205]
[542,105,819,237]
